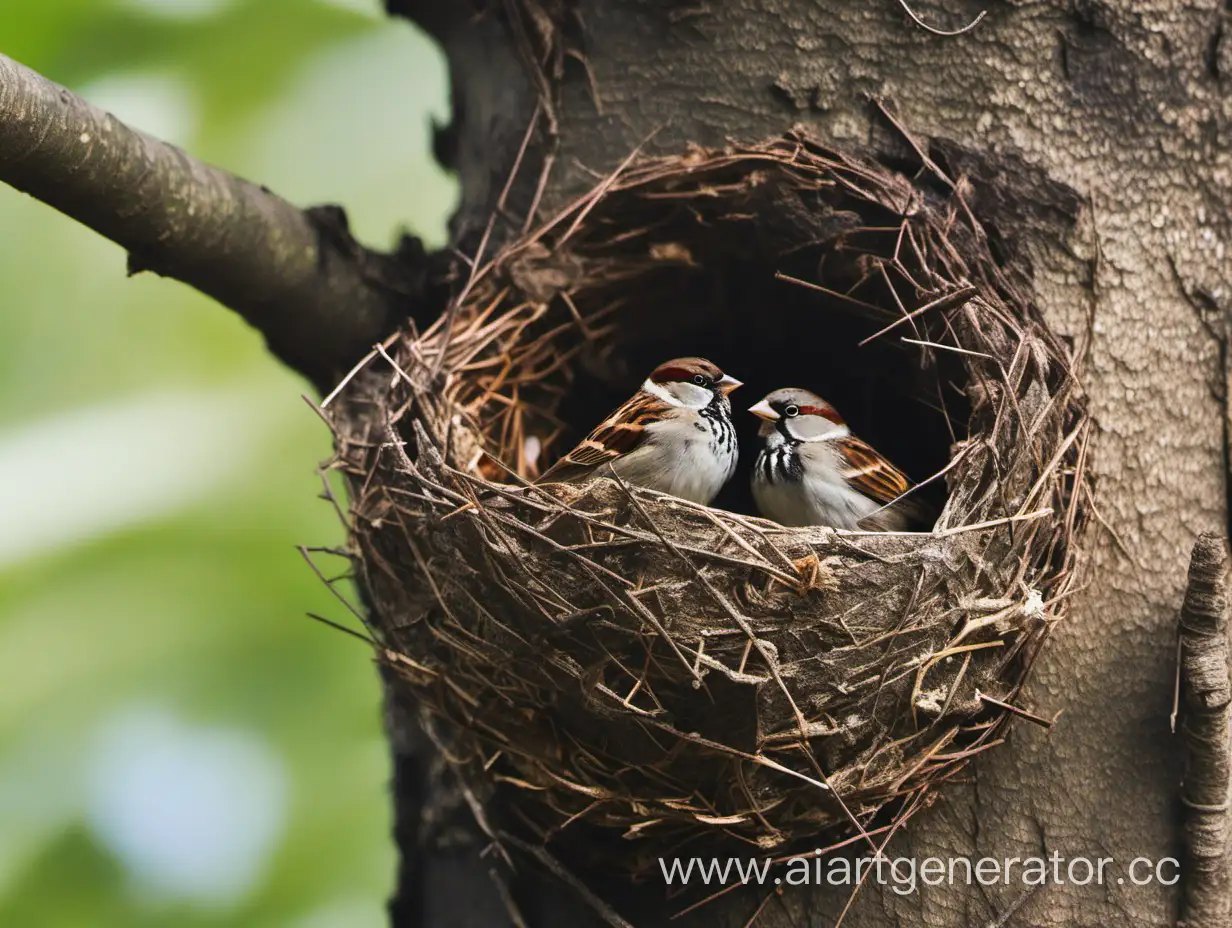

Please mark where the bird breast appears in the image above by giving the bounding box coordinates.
[753,441,882,529]
[613,407,736,504]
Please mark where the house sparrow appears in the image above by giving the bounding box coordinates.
[536,357,742,504]
[749,388,932,531]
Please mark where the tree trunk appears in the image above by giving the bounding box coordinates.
[387,1,1232,926]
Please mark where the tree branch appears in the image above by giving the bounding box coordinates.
[1177,533,1232,928]
[0,52,431,390]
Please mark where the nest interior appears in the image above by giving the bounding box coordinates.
[331,132,1090,873]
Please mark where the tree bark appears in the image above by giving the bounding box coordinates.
[0,53,434,391]
[388,1,1232,926]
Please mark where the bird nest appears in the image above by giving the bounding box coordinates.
[328,131,1090,868]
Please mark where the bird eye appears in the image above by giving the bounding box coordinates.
[784,404,800,417]
[693,374,708,386]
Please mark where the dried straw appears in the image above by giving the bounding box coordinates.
[329,130,1090,870]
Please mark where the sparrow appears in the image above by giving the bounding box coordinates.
[536,357,742,504]
[749,388,932,531]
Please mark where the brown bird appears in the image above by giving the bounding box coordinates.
[749,388,933,530]
[537,357,742,504]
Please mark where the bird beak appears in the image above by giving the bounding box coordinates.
[717,374,742,396]
[748,399,779,421]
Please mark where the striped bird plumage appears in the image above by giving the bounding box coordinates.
[536,357,741,505]
[749,388,931,531]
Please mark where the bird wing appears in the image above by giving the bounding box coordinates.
[536,392,660,484]
[835,435,912,506]
[837,434,937,530]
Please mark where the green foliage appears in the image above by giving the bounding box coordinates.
[0,2,456,924]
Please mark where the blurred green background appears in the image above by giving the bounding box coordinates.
[0,1,455,925]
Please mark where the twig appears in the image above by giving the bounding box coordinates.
[899,336,995,359]
[894,0,987,38]
[1176,533,1232,927]
[0,53,424,390]
[869,95,956,187]
[321,341,387,408]
[775,271,896,317]
[501,833,636,928]
[435,102,545,376]
[975,690,1054,729]
[859,285,978,345]
[834,790,929,928]
[741,888,776,928]
[487,867,529,928]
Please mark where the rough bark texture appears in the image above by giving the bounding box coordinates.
[387,1,1232,926]
[1178,533,1231,927]
[0,52,434,390]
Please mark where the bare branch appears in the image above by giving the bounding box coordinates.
[1177,533,1232,928]
[0,53,431,390]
